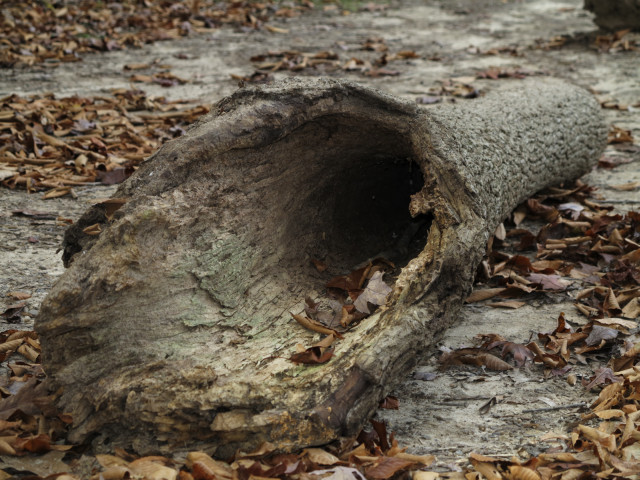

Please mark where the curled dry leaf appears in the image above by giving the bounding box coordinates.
[508,465,541,480]
[290,346,334,365]
[466,288,506,303]
[365,456,416,480]
[440,349,513,371]
[527,273,571,291]
[608,125,634,144]
[392,452,434,466]
[185,452,234,479]
[379,396,399,410]
[497,341,535,367]
[582,367,622,390]
[303,448,341,466]
[311,259,328,272]
[478,353,513,371]
[290,313,344,339]
[470,460,502,480]
[412,472,439,480]
[82,223,102,236]
[622,298,640,319]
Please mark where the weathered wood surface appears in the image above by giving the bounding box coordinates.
[584,0,640,31]
[36,78,606,457]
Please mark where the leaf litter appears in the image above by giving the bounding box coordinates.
[289,259,394,366]
[0,0,313,68]
[236,37,419,83]
[0,90,209,196]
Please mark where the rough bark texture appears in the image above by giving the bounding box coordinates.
[36,78,606,457]
[584,0,640,31]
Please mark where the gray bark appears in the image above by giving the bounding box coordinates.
[584,0,640,31]
[36,78,606,457]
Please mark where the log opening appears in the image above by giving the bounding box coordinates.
[260,114,429,276]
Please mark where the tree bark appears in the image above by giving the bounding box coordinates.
[36,78,606,457]
[584,0,640,31]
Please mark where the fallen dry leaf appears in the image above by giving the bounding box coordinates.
[353,271,392,314]
[611,181,640,191]
[379,396,399,410]
[466,288,506,302]
[290,313,344,339]
[365,456,416,479]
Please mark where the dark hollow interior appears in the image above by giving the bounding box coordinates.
[258,114,432,276]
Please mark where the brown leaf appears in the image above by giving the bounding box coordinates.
[466,288,506,302]
[290,346,334,365]
[526,198,559,222]
[16,433,51,453]
[82,223,102,236]
[526,342,565,368]
[366,457,415,479]
[379,396,399,410]
[622,297,640,319]
[0,303,26,323]
[527,273,571,291]
[186,452,233,479]
[128,458,178,480]
[303,448,340,465]
[582,367,622,390]
[608,125,634,144]
[604,288,622,313]
[494,341,534,367]
[477,353,513,371]
[311,259,328,272]
[327,264,370,291]
[290,313,343,339]
[508,466,540,480]
[598,155,632,169]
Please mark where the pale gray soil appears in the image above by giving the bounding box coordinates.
[1,0,640,471]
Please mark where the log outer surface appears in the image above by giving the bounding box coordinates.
[584,0,640,31]
[36,78,606,456]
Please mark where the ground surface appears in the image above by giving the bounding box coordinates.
[1,0,640,473]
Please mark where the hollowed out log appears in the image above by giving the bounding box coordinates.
[36,78,606,457]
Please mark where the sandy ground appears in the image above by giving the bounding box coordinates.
[1,0,640,471]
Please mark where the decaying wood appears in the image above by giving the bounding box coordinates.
[36,78,606,457]
[584,0,640,31]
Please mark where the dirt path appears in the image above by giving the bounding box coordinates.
[1,0,640,471]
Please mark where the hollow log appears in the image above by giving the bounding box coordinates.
[36,78,606,457]
[584,0,640,31]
